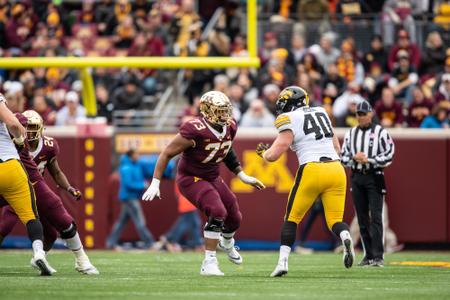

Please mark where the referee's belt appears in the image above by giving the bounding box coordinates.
[352,168,383,175]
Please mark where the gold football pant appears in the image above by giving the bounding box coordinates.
[0,159,38,224]
[285,161,346,230]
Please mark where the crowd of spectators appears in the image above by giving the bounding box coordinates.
[0,0,449,128]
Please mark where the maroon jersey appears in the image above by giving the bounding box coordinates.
[178,117,237,181]
[17,142,43,184]
[29,136,60,176]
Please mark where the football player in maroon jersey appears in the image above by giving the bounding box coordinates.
[0,111,98,275]
[23,110,82,200]
[142,91,265,276]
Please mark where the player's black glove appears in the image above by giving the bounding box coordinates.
[67,186,82,201]
[256,143,270,158]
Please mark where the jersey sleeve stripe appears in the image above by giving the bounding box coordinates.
[275,120,291,129]
[275,115,290,123]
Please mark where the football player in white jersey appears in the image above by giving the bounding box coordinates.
[256,86,355,277]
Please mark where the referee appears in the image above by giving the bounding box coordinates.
[341,100,395,267]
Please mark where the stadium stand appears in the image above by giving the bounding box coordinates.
[0,0,448,130]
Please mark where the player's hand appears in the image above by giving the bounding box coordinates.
[12,135,25,150]
[142,178,161,201]
[237,171,266,190]
[67,186,82,201]
[256,143,270,158]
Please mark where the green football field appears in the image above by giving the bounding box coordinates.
[0,250,449,300]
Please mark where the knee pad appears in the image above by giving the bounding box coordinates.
[204,217,224,233]
[60,222,77,239]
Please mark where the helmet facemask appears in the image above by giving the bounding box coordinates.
[22,110,44,141]
[26,123,43,141]
[200,91,233,126]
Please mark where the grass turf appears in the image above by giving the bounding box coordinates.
[0,250,449,300]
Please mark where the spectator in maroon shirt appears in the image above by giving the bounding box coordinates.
[375,87,404,128]
[407,87,433,127]
[6,3,30,48]
[387,29,420,71]
[128,32,164,57]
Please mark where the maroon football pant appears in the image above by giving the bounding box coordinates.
[176,174,242,233]
[0,180,73,250]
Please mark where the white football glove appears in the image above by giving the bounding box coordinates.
[237,171,265,190]
[142,178,161,201]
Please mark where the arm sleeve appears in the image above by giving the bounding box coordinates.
[369,129,395,168]
[341,129,354,167]
[223,147,241,173]
[179,121,196,140]
[274,114,293,133]
[0,94,6,103]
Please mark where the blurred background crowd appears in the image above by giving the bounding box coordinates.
[0,0,449,129]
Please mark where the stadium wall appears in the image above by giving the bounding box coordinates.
[3,128,450,248]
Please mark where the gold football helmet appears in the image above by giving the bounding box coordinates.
[22,110,44,141]
[199,91,233,126]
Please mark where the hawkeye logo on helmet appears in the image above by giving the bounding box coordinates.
[279,90,293,101]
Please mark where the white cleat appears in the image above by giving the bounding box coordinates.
[218,237,243,265]
[30,256,57,274]
[342,238,355,269]
[75,258,100,275]
[200,257,224,276]
[270,258,288,277]
[33,250,55,276]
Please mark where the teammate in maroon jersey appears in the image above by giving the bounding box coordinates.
[142,91,265,276]
[25,111,82,200]
[0,111,98,275]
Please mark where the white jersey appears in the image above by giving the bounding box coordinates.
[0,95,19,161]
[274,106,339,165]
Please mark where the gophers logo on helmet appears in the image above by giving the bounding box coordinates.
[22,110,44,141]
[199,91,233,126]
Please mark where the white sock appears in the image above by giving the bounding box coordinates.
[205,250,216,260]
[221,232,235,248]
[63,232,89,260]
[32,240,43,255]
[64,232,83,251]
[73,248,89,260]
[279,245,291,262]
[339,230,351,242]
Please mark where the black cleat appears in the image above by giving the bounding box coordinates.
[371,258,384,267]
[358,257,372,267]
[342,238,355,269]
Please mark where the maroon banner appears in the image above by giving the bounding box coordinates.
[4,129,450,247]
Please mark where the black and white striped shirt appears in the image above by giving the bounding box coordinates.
[341,124,395,171]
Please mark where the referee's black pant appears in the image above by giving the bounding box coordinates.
[351,171,385,260]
